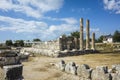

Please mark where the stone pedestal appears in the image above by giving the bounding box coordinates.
[3,64,23,80]
[80,18,84,50]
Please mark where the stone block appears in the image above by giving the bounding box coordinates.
[0,57,20,66]
[3,64,23,80]
[65,62,77,75]
[112,64,120,73]
[77,64,92,79]
[111,73,120,80]
[56,60,66,71]
[91,66,112,80]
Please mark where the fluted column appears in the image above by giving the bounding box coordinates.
[80,18,84,50]
[92,32,95,50]
[86,19,90,50]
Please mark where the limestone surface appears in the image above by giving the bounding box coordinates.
[91,66,112,80]
[3,64,23,80]
[56,60,66,71]
[77,64,92,79]
[65,62,77,75]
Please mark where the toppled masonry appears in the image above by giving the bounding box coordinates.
[55,60,120,80]
[0,51,23,80]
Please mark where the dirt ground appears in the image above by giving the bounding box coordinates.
[22,53,120,80]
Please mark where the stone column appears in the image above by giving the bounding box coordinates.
[80,18,84,50]
[92,32,95,50]
[86,19,90,50]
[74,37,78,49]
[59,37,62,51]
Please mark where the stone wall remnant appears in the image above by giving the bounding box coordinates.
[0,51,23,80]
[65,62,77,75]
[77,64,92,79]
[55,60,120,80]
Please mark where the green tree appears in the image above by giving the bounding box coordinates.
[5,40,13,46]
[33,38,41,42]
[14,40,24,47]
[70,31,80,38]
[113,30,120,42]
[97,35,104,42]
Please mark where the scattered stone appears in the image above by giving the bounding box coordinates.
[111,73,120,80]
[0,57,20,66]
[55,60,120,80]
[112,64,120,73]
[56,60,66,71]
[65,62,77,75]
[77,64,92,79]
[19,54,29,61]
[91,66,112,80]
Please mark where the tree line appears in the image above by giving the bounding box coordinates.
[64,30,120,43]
[97,30,120,42]
[5,30,120,47]
[5,38,41,47]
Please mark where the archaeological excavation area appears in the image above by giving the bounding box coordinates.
[21,18,97,57]
[0,18,120,80]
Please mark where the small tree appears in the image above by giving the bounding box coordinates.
[97,35,104,43]
[14,40,24,47]
[113,30,120,42]
[71,31,80,38]
[33,38,41,42]
[5,40,13,46]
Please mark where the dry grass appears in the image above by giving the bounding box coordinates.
[0,68,4,80]
[32,64,52,72]
[60,53,120,68]
[33,67,48,72]
[44,72,63,80]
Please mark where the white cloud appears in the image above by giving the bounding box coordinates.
[0,0,64,18]
[90,28,100,32]
[49,24,78,33]
[61,18,78,24]
[103,0,120,14]
[83,27,100,33]
[0,16,78,40]
[41,24,78,40]
[0,16,48,33]
[0,15,102,40]
[43,17,78,24]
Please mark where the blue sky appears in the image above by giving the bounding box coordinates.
[0,0,120,42]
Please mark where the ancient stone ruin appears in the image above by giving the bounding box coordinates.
[21,18,98,57]
[55,60,120,80]
[0,51,23,80]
